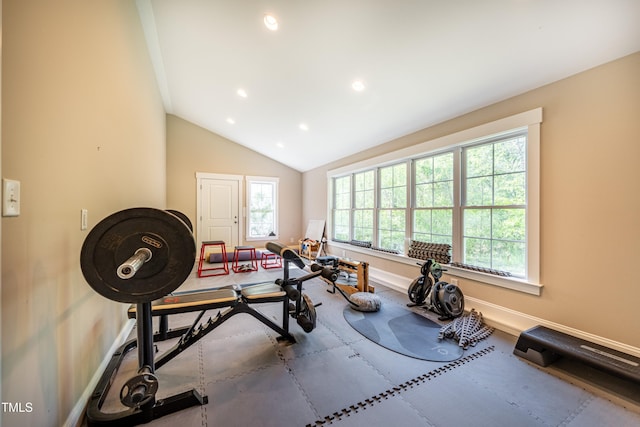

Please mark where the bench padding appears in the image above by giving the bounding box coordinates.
[241,283,286,300]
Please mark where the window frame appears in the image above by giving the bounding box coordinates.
[245,176,279,241]
[327,108,542,295]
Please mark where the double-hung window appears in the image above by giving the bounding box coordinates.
[462,133,527,276]
[333,175,351,241]
[413,152,454,246]
[378,163,407,252]
[246,176,278,240]
[328,108,542,294]
[353,170,375,243]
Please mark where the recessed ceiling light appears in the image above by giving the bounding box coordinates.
[352,80,365,92]
[226,118,235,124]
[264,14,278,31]
[237,88,248,98]
[299,123,309,131]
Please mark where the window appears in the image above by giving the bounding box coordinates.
[353,170,375,242]
[328,108,542,294]
[246,177,278,240]
[413,152,454,246]
[463,134,527,276]
[378,163,407,252]
[333,175,351,241]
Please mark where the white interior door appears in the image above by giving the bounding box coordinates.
[197,174,242,250]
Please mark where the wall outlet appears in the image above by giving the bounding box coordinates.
[2,179,21,217]
[450,278,459,285]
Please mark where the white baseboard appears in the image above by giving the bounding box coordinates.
[63,319,136,427]
[368,267,640,359]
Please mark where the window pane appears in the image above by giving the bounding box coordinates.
[415,153,452,213]
[413,209,432,236]
[415,183,433,208]
[464,209,491,238]
[433,181,453,207]
[466,176,493,206]
[464,237,491,268]
[492,208,525,240]
[494,137,526,174]
[353,209,373,241]
[380,163,407,209]
[379,208,405,252]
[415,157,433,184]
[466,144,493,177]
[354,170,375,208]
[393,187,406,207]
[393,164,406,186]
[494,172,525,205]
[334,210,350,241]
[493,240,526,276]
[433,153,453,181]
[380,167,393,187]
[380,188,393,208]
[432,209,452,236]
[334,176,351,209]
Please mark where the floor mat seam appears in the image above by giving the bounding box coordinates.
[305,345,495,426]
[558,394,595,427]
[198,342,208,426]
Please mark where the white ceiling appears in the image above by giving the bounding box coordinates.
[136,0,640,172]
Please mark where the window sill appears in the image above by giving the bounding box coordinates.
[246,236,279,242]
[328,241,543,296]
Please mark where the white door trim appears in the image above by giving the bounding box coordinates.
[195,172,244,248]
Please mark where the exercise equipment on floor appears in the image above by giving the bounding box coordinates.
[438,309,494,349]
[81,207,204,426]
[197,240,229,277]
[315,255,372,293]
[343,302,464,361]
[312,257,381,312]
[514,325,640,384]
[406,259,464,320]
[80,208,323,426]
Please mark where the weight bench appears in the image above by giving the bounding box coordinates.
[83,232,329,427]
[127,282,295,369]
[514,325,640,384]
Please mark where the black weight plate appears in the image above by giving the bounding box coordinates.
[81,207,196,303]
[437,283,464,318]
[120,372,159,408]
[166,209,193,232]
[297,294,316,333]
[408,276,430,304]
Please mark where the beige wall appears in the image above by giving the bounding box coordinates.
[1,1,166,425]
[303,52,640,349]
[166,114,303,247]
[1,1,637,424]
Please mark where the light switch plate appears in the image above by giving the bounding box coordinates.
[81,209,88,230]
[3,179,21,217]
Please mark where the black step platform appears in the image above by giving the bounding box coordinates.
[514,325,640,384]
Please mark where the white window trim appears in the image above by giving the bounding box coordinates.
[246,176,279,241]
[327,108,543,296]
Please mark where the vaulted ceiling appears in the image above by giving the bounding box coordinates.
[136,0,640,172]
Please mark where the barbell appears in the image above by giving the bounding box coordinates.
[80,207,196,303]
